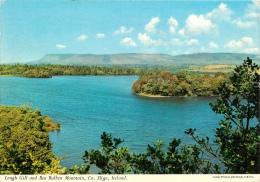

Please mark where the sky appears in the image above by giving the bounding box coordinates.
[0,0,260,63]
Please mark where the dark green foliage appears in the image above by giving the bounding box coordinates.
[209,57,259,173]
[83,132,131,174]
[65,165,90,174]
[186,57,260,174]
[132,70,230,96]
[129,139,203,174]
[210,57,259,130]
[0,64,143,77]
[83,133,222,174]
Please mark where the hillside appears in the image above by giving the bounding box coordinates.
[173,53,259,64]
[30,53,260,65]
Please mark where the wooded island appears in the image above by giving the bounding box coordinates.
[132,71,230,97]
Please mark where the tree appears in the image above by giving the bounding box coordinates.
[83,132,221,174]
[0,105,91,174]
[186,57,260,173]
[82,132,196,174]
[132,70,229,97]
[212,57,260,173]
[0,105,64,174]
[82,132,131,174]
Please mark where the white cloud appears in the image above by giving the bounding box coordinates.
[187,39,199,45]
[77,35,88,41]
[241,37,254,45]
[178,28,185,36]
[245,0,260,18]
[56,44,66,49]
[121,37,137,47]
[180,14,217,36]
[170,38,200,47]
[225,40,243,48]
[169,26,177,34]
[224,37,254,48]
[114,26,134,34]
[137,32,168,47]
[145,17,160,33]
[170,38,183,46]
[206,3,233,21]
[168,16,178,34]
[253,0,260,9]
[224,42,259,54]
[209,41,219,49]
[232,18,255,28]
[138,33,156,46]
[179,3,239,37]
[168,16,178,27]
[95,33,105,38]
[245,12,260,18]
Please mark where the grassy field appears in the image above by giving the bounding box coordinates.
[187,64,237,74]
[157,63,260,75]
[162,64,237,74]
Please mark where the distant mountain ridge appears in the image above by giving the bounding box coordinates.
[30,53,260,65]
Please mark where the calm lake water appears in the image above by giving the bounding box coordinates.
[0,76,222,168]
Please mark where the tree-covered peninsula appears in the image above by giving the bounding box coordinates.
[0,105,62,174]
[132,70,230,97]
[0,64,143,78]
[0,105,89,174]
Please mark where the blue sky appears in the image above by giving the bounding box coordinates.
[0,0,259,63]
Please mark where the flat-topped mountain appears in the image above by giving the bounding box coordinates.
[30,53,260,65]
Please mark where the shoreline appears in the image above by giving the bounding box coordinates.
[0,75,16,77]
[135,92,178,98]
[134,92,219,98]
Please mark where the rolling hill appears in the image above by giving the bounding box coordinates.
[30,53,260,65]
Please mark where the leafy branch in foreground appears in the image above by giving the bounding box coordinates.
[82,132,131,174]
[83,132,222,174]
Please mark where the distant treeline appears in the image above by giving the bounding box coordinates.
[132,71,230,97]
[0,64,145,78]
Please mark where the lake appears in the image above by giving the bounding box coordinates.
[0,76,222,168]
